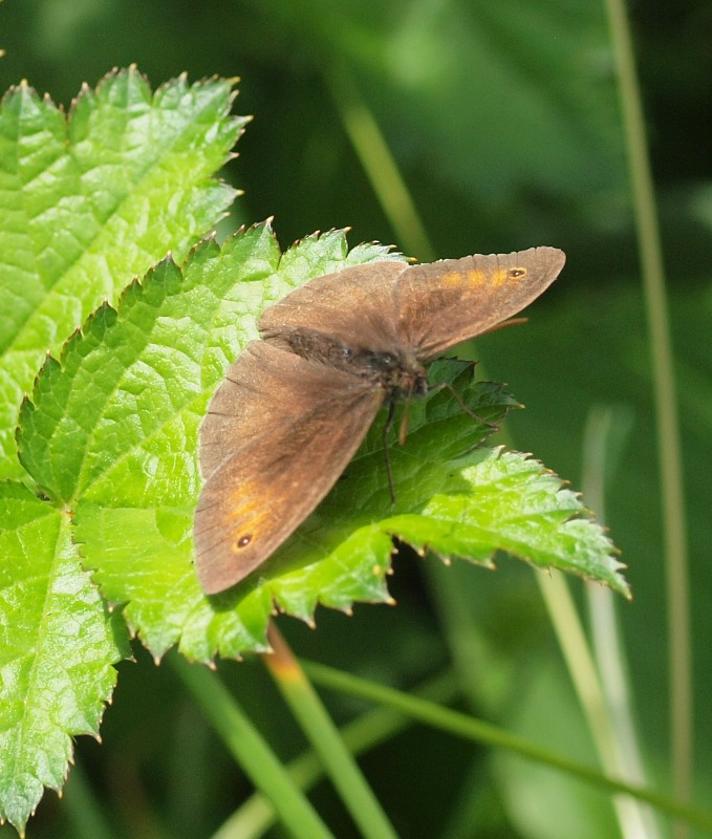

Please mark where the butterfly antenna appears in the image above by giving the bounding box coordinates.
[437,381,498,431]
[476,316,528,337]
[383,399,397,505]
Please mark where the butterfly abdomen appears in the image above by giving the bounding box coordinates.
[265,327,426,396]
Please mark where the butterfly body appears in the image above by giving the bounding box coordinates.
[266,327,428,397]
[194,246,565,594]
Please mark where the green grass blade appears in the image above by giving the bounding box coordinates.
[326,69,434,261]
[171,654,334,839]
[304,660,712,833]
[583,405,660,838]
[211,670,457,839]
[263,625,399,839]
[603,0,692,824]
[63,761,117,839]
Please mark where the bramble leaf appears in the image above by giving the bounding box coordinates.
[0,68,245,480]
[0,481,126,834]
[19,224,626,666]
[0,66,243,832]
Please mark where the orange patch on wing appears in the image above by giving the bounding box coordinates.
[225,485,269,543]
[466,269,485,286]
[441,270,464,287]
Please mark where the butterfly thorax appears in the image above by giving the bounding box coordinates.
[264,327,428,398]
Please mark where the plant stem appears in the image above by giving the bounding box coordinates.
[263,624,399,839]
[63,760,116,839]
[603,1,692,827]
[304,660,712,833]
[326,69,435,261]
[212,670,458,839]
[583,405,660,839]
[171,654,334,839]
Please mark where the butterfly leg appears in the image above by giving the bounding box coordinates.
[382,399,397,505]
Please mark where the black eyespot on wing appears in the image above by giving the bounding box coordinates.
[509,267,527,278]
[236,534,252,549]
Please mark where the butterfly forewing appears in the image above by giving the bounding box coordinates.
[395,247,566,360]
[195,341,383,593]
[258,259,407,353]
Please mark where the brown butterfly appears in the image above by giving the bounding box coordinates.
[194,247,566,593]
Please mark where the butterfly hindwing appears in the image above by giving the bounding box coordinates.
[195,341,384,593]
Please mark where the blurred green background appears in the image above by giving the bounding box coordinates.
[2,1,711,837]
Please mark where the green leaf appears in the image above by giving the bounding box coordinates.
[0,481,126,835]
[18,224,626,665]
[0,67,244,480]
[383,447,626,592]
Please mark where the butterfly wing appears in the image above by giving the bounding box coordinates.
[259,259,408,353]
[195,341,384,594]
[394,247,566,360]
